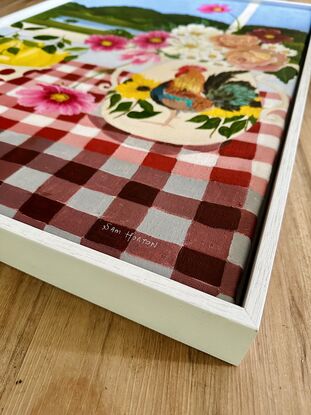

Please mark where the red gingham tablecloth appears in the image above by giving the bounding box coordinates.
[0,61,287,303]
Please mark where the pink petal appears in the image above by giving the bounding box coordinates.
[35,101,60,113]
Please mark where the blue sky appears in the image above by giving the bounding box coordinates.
[75,0,311,32]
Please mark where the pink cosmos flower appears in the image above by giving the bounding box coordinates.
[121,50,161,65]
[17,83,95,116]
[85,34,128,51]
[198,4,230,13]
[132,31,170,49]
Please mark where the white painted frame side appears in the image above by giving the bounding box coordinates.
[244,33,311,327]
[0,0,310,365]
[0,218,256,365]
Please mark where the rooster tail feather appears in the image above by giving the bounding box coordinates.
[204,71,246,93]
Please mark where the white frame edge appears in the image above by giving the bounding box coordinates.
[0,0,310,365]
[243,31,311,328]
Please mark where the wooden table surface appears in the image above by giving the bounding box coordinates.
[0,1,310,414]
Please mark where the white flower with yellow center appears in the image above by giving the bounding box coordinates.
[261,43,297,57]
[171,24,223,42]
[163,36,225,61]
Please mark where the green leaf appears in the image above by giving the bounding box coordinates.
[248,115,257,125]
[197,117,221,130]
[42,45,57,54]
[138,100,154,113]
[187,115,209,123]
[219,120,247,138]
[7,47,20,55]
[64,47,88,52]
[162,51,180,59]
[63,38,72,45]
[284,41,304,64]
[11,21,23,29]
[108,93,121,108]
[223,115,245,124]
[127,111,160,119]
[24,27,45,31]
[23,40,40,47]
[62,55,78,62]
[0,37,11,44]
[57,42,65,48]
[219,127,231,139]
[267,66,298,84]
[34,35,59,40]
[230,120,248,134]
[110,101,133,113]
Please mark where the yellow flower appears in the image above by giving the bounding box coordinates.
[201,104,262,119]
[116,74,159,100]
[0,39,68,67]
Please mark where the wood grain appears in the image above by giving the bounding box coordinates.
[0,1,310,414]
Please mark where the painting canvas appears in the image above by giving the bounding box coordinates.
[0,0,310,304]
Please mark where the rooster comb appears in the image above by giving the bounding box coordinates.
[176,65,207,75]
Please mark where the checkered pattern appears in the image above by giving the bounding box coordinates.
[0,61,288,303]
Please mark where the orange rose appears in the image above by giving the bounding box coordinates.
[226,49,288,71]
[213,34,260,49]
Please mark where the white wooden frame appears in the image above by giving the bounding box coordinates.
[0,0,310,365]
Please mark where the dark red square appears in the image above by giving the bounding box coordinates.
[195,201,241,230]
[85,219,132,251]
[143,153,176,172]
[210,167,251,187]
[118,181,159,206]
[2,147,38,165]
[82,63,96,70]
[0,142,14,158]
[175,247,225,286]
[20,194,63,223]
[247,122,261,133]
[219,140,257,160]
[13,103,33,113]
[57,113,85,123]
[36,127,67,142]
[85,139,119,156]
[92,93,105,103]
[0,116,17,130]
[8,77,30,85]
[55,161,96,185]
[62,73,81,81]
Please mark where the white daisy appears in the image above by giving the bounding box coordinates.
[261,43,298,57]
[163,34,226,62]
[171,24,224,43]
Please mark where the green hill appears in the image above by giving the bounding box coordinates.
[25,2,228,36]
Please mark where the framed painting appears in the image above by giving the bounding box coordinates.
[0,0,310,364]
